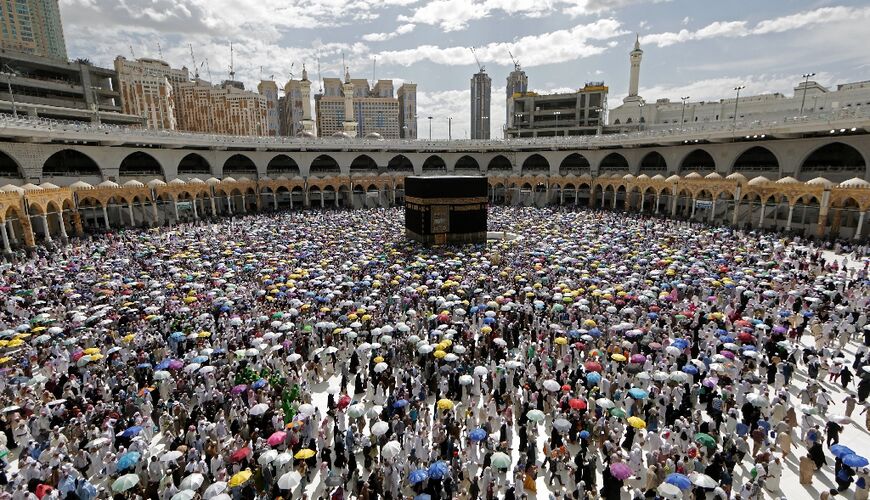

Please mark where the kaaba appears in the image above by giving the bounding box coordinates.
[404,176,488,245]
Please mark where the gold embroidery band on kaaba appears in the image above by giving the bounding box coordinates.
[404,196,489,205]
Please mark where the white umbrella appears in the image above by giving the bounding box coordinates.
[258,449,278,465]
[473,366,488,376]
[374,362,388,373]
[274,452,293,467]
[459,375,474,385]
[298,403,315,417]
[180,473,204,491]
[382,440,401,460]
[553,418,571,432]
[596,398,615,409]
[249,403,269,416]
[171,490,196,500]
[154,370,171,380]
[542,379,561,392]
[690,473,718,488]
[203,482,227,499]
[371,421,390,436]
[443,353,459,362]
[87,437,110,449]
[277,471,302,490]
[287,353,302,362]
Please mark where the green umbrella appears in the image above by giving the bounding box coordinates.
[526,409,546,422]
[491,452,511,469]
[112,474,140,492]
[609,407,627,418]
[694,432,716,448]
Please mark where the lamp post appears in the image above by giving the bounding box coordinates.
[680,96,690,128]
[515,112,523,138]
[732,85,745,130]
[481,116,488,140]
[638,103,645,131]
[427,116,433,140]
[799,72,816,116]
[591,107,603,135]
[1,65,18,118]
[553,111,561,136]
[448,116,452,141]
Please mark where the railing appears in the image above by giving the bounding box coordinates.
[0,107,868,150]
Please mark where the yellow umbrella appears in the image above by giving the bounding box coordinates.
[433,350,446,359]
[611,353,626,362]
[228,470,252,487]
[89,354,104,362]
[627,416,646,429]
[481,326,492,334]
[436,399,454,410]
[294,449,316,460]
[198,331,211,338]
[83,348,101,355]
[373,356,384,363]
[554,337,568,345]
[0,357,10,364]
[7,339,23,348]
[122,334,136,343]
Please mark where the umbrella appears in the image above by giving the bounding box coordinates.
[490,452,511,469]
[526,409,545,422]
[160,450,183,462]
[830,444,855,458]
[230,447,251,463]
[382,441,402,460]
[542,379,561,392]
[469,428,487,442]
[665,473,692,490]
[294,448,316,459]
[657,482,682,498]
[585,372,601,384]
[392,399,409,409]
[409,469,429,484]
[690,473,718,488]
[843,454,869,468]
[627,388,648,399]
[694,432,716,448]
[180,474,204,491]
[203,482,227,499]
[609,407,627,418]
[553,418,572,432]
[428,461,449,480]
[348,404,366,418]
[277,472,301,490]
[249,403,269,416]
[267,431,287,447]
[627,416,646,429]
[609,463,632,480]
[596,398,615,409]
[569,398,587,410]
[112,474,140,493]
[436,399,454,410]
[459,375,473,385]
[116,451,141,471]
[257,450,278,465]
[228,470,252,488]
[371,421,390,436]
[119,425,142,438]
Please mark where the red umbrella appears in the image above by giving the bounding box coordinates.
[584,361,603,372]
[337,395,351,410]
[35,485,53,500]
[737,332,755,342]
[569,398,587,410]
[561,384,572,392]
[267,431,287,447]
[230,447,251,463]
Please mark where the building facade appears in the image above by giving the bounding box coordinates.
[281,75,314,137]
[397,83,416,139]
[175,79,268,136]
[114,57,190,130]
[316,72,414,139]
[0,0,67,60]
[506,83,608,138]
[257,80,280,136]
[505,64,528,128]
[471,70,491,140]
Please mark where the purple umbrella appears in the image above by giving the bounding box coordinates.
[630,354,646,363]
[610,463,632,481]
[773,326,787,334]
[167,359,184,370]
[231,384,247,395]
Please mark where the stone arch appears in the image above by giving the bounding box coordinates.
[488,155,513,172]
[310,154,340,176]
[559,153,591,175]
[422,155,446,172]
[267,155,300,177]
[43,149,101,178]
[599,152,629,173]
[731,146,779,175]
[522,154,549,174]
[388,155,413,172]
[678,149,715,173]
[222,154,257,178]
[0,150,23,178]
[350,154,378,171]
[454,155,480,171]
[119,151,165,179]
[639,151,667,173]
[178,153,211,175]
[798,142,867,180]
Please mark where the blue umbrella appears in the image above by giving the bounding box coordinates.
[393,399,409,409]
[136,363,152,370]
[586,372,601,384]
[116,451,141,471]
[627,388,648,399]
[252,379,268,390]
[831,445,855,458]
[844,454,869,468]
[169,332,186,341]
[647,312,658,319]
[469,428,487,442]
[483,317,496,325]
[155,359,171,370]
[665,473,692,490]
[120,426,142,439]
[408,469,429,484]
[192,356,208,363]
[579,430,590,439]
[589,328,601,338]
[427,461,449,480]
[735,423,749,436]
[414,495,432,500]
[681,365,699,375]
[719,336,735,343]
[672,339,689,349]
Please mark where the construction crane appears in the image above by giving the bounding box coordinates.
[188,44,199,78]
[509,50,521,71]
[287,62,295,80]
[469,47,484,73]
[228,42,235,81]
[316,57,323,93]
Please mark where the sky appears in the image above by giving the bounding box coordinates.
[59,0,870,139]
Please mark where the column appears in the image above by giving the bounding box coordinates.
[612,190,617,209]
[560,188,564,206]
[600,188,605,208]
[709,199,717,223]
[57,213,68,240]
[831,208,843,237]
[816,190,831,238]
[289,193,294,210]
[151,200,160,226]
[102,205,110,230]
[72,212,84,236]
[6,220,16,244]
[757,202,766,228]
[41,215,52,242]
[732,199,741,226]
[320,193,325,208]
[273,192,279,210]
[690,198,697,218]
[335,191,339,208]
[785,205,795,232]
[20,216,34,248]
[173,200,179,221]
[192,198,199,220]
[304,189,310,207]
[227,196,233,215]
[128,203,135,226]
[655,193,660,214]
[210,196,217,216]
[1,223,10,253]
[240,194,247,213]
[855,211,866,240]
[670,192,678,217]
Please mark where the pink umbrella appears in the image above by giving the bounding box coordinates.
[267,431,287,447]
[719,350,735,360]
[231,384,247,395]
[610,462,633,480]
[630,354,646,363]
[167,359,184,370]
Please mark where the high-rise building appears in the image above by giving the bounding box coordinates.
[0,0,67,60]
[315,70,412,139]
[280,66,314,137]
[505,62,528,130]
[114,57,190,130]
[397,83,416,139]
[175,79,268,136]
[505,83,608,138]
[257,80,280,136]
[470,70,491,140]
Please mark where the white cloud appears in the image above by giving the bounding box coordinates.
[642,5,870,48]
[398,0,490,32]
[378,18,626,67]
[362,23,416,42]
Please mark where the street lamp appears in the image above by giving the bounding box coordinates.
[553,111,561,136]
[732,85,746,130]
[799,72,816,116]
[514,112,523,138]
[638,103,645,131]
[1,65,19,118]
[481,116,488,140]
[427,116,433,140]
[680,96,690,128]
[591,107,603,135]
[448,116,452,141]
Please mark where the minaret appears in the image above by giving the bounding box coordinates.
[341,66,357,136]
[299,64,315,134]
[624,34,643,104]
